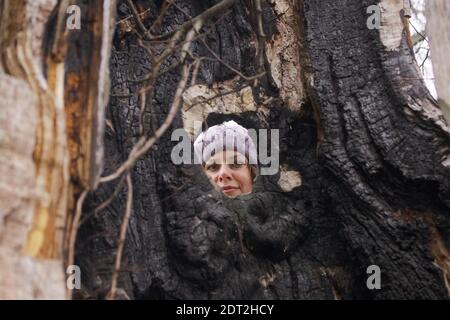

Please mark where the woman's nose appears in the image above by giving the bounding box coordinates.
[216,165,231,182]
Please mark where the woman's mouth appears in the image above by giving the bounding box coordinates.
[222,186,239,194]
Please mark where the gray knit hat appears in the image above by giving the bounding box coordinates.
[193,120,258,165]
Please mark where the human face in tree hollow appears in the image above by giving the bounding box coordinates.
[203,150,253,198]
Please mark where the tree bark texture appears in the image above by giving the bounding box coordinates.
[75,0,450,300]
[0,0,449,300]
[0,0,116,298]
[426,0,450,125]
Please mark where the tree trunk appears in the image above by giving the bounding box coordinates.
[74,0,450,300]
[426,0,450,125]
[1,0,449,300]
[0,0,115,299]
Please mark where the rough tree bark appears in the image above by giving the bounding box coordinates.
[74,0,450,300]
[0,0,449,300]
[0,0,115,299]
[426,0,450,125]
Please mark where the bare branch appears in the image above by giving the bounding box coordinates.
[133,12,203,136]
[148,0,237,41]
[79,174,128,226]
[419,48,430,70]
[99,0,242,192]
[199,36,265,81]
[254,0,266,70]
[100,61,194,183]
[149,0,174,34]
[190,58,202,86]
[126,0,155,40]
[66,189,88,299]
[409,20,429,45]
[106,173,133,300]
[184,82,261,112]
[116,8,151,26]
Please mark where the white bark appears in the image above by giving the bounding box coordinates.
[426,0,450,125]
[0,74,65,300]
[0,0,67,299]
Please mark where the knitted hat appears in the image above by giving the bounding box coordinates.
[193,120,258,165]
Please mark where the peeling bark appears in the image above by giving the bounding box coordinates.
[61,0,116,190]
[74,0,450,300]
[0,0,116,298]
[0,0,449,300]
[0,0,67,298]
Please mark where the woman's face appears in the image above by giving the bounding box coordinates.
[203,150,253,197]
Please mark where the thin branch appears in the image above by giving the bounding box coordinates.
[149,0,174,34]
[254,0,266,70]
[190,58,202,86]
[412,32,426,47]
[135,13,203,136]
[79,174,128,226]
[419,48,430,70]
[66,189,88,299]
[415,44,426,55]
[199,36,265,81]
[266,2,292,24]
[409,20,429,45]
[126,0,154,40]
[147,0,237,42]
[400,76,435,80]
[106,173,133,300]
[100,61,194,183]
[184,82,260,112]
[171,1,193,20]
[160,180,190,202]
[116,8,151,26]
[137,14,228,46]
[127,9,232,87]
[138,85,147,135]
[99,0,239,184]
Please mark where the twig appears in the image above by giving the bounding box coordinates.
[128,8,232,89]
[138,86,147,135]
[199,36,265,81]
[126,0,154,40]
[190,58,202,86]
[408,20,429,45]
[79,174,128,226]
[134,11,203,136]
[419,48,430,70]
[149,0,174,34]
[147,0,237,42]
[106,173,133,300]
[128,60,184,84]
[100,60,194,183]
[254,0,266,70]
[160,180,190,202]
[116,8,151,26]
[66,189,88,300]
[184,84,249,112]
[100,0,240,183]
[184,77,265,112]
[171,1,193,20]
[104,15,205,180]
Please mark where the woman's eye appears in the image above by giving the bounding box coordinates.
[206,163,219,172]
[230,163,244,169]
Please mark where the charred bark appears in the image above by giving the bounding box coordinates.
[75,0,450,300]
[302,0,450,299]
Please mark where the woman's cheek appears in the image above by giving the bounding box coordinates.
[241,168,253,193]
